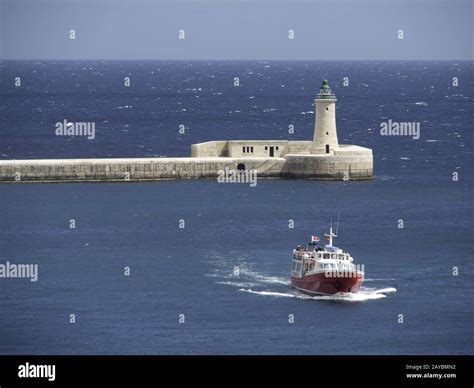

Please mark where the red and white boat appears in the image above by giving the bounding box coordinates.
[291,224,364,295]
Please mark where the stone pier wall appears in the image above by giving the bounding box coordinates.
[0,158,233,182]
[0,153,373,183]
[283,154,373,179]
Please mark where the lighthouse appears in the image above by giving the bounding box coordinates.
[311,80,339,154]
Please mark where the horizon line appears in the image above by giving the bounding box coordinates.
[1,58,473,62]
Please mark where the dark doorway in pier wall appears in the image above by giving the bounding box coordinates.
[326,145,330,154]
[269,147,275,157]
[237,163,246,171]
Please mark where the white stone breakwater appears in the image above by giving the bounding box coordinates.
[0,151,372,183]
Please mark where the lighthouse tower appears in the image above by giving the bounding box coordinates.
[311,80,339,154]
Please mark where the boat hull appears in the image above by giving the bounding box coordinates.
[291,271,363,295]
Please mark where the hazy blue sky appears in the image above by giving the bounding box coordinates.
[0,0,472,60]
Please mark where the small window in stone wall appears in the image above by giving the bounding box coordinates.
[276,146,279,151]
[251,146,254,153]
[265,146,268,150]
[242,146,245,153]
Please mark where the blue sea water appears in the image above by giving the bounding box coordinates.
[0,60,472,354]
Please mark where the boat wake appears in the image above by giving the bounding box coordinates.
[208,264,290,286]
[237,268,290,285]
[239,286,397,302]
[215,281,258,288]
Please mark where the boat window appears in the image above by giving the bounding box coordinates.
[317,253,322,259]
[331,254,336,259]
[323,253,330,259]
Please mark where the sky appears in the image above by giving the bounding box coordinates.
[0,0,472,60]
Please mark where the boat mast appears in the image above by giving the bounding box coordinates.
[325,219,338,247]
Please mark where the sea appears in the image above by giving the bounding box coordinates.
[0,60,472,354]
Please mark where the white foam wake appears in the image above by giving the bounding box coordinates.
[236,268,290,285]
[216,281,258,288]
[239,286,396,302]
[239,289,298,298]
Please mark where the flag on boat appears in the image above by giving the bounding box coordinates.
[324,234,331,241]
[311,236,320,243]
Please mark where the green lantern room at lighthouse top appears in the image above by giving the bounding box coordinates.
[316,79,336,100]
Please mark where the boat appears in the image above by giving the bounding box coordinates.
[290,222,364,295]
